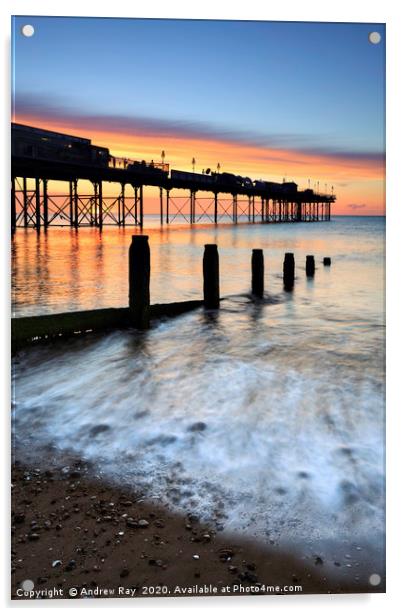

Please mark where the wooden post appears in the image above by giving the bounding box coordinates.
[251,249,264,298]
[166,190,170,224]
[203,244,220,309]
[323,257,331,266]
[35,177,41,231]
[306,255,315,277]
[214,192,218,224]
[128,235,150,328]
[283,252,295,290]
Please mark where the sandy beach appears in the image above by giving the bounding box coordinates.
[11,456,384,600]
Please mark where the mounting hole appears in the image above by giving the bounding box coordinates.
[21,579,35,591]
[369,573,381,586]
[368,31,381,44]
[21,24,35,38]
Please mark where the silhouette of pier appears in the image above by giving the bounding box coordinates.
[11,123,335,231]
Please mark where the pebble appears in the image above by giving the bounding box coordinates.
[138,519,149,528]
[193,554,200,560]
[65,560,77,571]
[52,560,62,568]
[13,513,25,524]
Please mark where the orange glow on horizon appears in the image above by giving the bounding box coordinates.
[14,114,385,216]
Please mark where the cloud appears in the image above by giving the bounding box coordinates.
[13,92,385,168]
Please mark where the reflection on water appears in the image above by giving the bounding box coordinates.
[12,216,384,317]
[12,216,385,551]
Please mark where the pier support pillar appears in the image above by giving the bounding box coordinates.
[42,179,48,229]
[139,184,144,228]
[129,235,150,329]
[166,190,170,224]
[11,176,16,233]
[69,181,74,226]
[121,184,126,226]
[160,187,163,226]
[214,193,218,224]
[98,181,103,229]
[190,190,196,224]
[73,179,79,228]
[283,252,295,290]
[306,255,315,277]
[35,177,41,231]
[203,244,220,309]
[251,249,264,298]
[23,177,28,227]
[92,182,98,226]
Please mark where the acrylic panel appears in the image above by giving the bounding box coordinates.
[11,16,385,600]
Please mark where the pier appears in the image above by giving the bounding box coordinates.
[11,123,335,231]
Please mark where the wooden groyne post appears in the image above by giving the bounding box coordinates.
[203,244,220,309]
[283,252,295,290]
[251,249,264,298]
[323,257,331,266]
[306,255,315,277]
[129,235,150,328]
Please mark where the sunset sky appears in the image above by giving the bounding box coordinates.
[12,17,385,214]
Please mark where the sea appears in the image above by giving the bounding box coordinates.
[11,216,385,572]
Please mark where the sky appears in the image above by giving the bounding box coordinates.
[12,17,385,214]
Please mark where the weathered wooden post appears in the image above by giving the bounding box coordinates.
[203,244,220,309]
[283,252,295,290]
[129,235,150,329]
[306,255,315,277]
[251,249,264,298]
[323,257,331,266]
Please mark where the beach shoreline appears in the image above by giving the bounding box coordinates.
[11,457,385,600]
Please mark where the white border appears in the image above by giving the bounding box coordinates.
[2,1,401,614]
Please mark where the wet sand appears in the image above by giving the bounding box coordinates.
[11,458,385,600]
